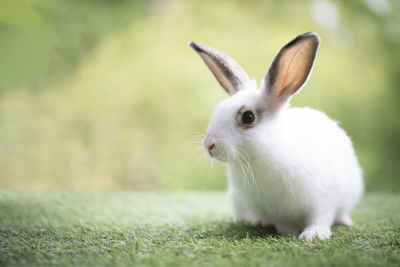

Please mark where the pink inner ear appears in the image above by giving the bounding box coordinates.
[272,38,317,100]
[278,42,306,98]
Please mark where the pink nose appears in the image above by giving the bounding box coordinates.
[208,143,215,153]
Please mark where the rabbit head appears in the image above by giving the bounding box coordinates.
[189,32,320,162]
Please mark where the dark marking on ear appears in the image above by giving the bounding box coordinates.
[189,41,251,96]
[189,41,203,53]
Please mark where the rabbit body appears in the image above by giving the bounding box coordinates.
[225,95,363,238]
[190,32,363,240]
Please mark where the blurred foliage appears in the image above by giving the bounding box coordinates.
[0,0,399,191]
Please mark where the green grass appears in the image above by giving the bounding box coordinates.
[0,191,399,266]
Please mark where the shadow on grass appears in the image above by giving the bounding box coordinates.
[184,220,279,241]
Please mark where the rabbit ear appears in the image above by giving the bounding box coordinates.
[262,32,320,108]
[189,41,252,96]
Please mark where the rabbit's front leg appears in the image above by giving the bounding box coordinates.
[299,212,334,240]
[228,188,271,227]
[299,225,332,240]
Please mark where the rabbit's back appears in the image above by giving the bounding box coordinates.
[276,106,363,202]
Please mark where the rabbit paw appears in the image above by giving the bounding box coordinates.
[299,225,331,241]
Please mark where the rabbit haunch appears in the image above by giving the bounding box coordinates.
[189,32,363,240]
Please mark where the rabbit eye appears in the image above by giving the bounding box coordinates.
[241,111,255,125]
[236,105,257,128]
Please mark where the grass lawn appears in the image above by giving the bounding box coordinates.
[0,191,399,266]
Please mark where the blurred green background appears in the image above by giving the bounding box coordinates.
[0,0,399,191]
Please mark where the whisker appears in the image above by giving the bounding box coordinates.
[206,156,215,181]
[188,140,204,145]
[186,132,206,145]
[235,153,250,189]
[237,148,260,199]
[194,130,206,136]
[239,151,256,187]
[194,150,207,167]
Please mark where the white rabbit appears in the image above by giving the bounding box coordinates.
[189,32,363,240]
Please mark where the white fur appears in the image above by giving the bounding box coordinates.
[196,33,363,240]
[204,89,363,240]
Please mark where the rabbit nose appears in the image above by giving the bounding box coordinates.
[207,143,216,155]
[203,135,216,155]
[208,143,215,152]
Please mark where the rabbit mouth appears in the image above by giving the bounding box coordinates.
[205,144,227,162]
[209,152,227,162]
[203,134,229,161]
